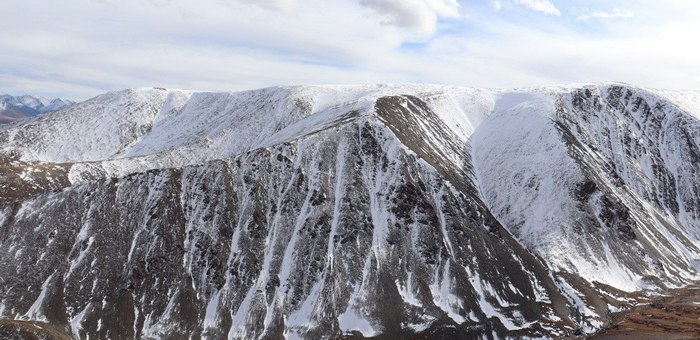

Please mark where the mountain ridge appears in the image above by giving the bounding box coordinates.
[1,83,700,339]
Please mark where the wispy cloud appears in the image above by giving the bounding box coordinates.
[577,8,633,21]
[237,0,460,34]
[513,0,561,16]
[0,0,699,99]
[235,0,299,11]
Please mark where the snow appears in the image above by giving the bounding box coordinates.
[286,280,322,330]
[3,85,493,181]
[1,89,167,162]
[338,304,376,337]
[651,89,700,121]
[228,284,257,339]
[430,262,466,324]
[3,82,700,338]
[471,91,583,256]
[471,84,700,291]
[466,266,526,331]
[70,303,90,339]
[404,320,434,332]
[556,278,602,332]
[395,272,422,307]
[364,130,402,265]
[23,272,55,322]
[0,94,74,118]
[491,92,543,114]
[326,141,350,269]
[203,289,222,329]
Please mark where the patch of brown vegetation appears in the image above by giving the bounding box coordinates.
[0,319,72,340]
[592,285,700,339]
[0,156,71,206]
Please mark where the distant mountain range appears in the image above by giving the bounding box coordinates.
[0,94,75,124]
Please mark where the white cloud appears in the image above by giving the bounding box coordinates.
[514,0,561,16]
[235,0,299,11]
[236,0,461,34]
[1,0,700,99]
[0,0,417,98]
[492,0,503,11]
[359,0,460,34]
[578,8,633,21]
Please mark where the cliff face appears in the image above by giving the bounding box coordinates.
[1,84,699,339]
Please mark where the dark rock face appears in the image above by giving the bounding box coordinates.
[0,84,699,339]
[554,86,700,278]
[0,117,573,339]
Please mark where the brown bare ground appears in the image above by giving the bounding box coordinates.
[0,319,72,340]
[0,159,71,206]
[592,285,700,340]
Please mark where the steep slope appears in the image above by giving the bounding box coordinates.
[0,83,699,339]
[472,84,700,330]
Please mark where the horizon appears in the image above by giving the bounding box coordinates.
[6,80,700,103]
[2,1,700,100]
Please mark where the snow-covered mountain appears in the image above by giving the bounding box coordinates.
[0,94,75,124]
[0,83,699,339]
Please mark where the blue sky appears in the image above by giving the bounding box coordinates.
[1,0,699,99]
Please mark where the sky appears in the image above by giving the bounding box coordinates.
[1,0,699,99]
